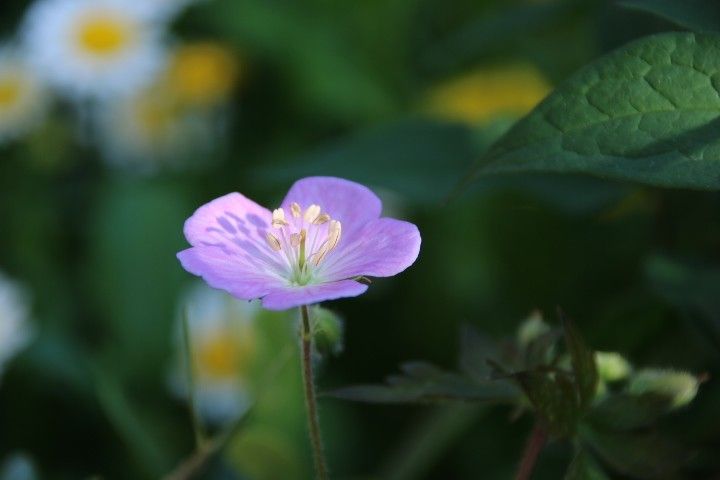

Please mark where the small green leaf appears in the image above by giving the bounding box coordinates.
[588,392,685,430]
[329,361,519,405]
[564,449,609,480]
[581,426,688,478]
[515,370,579,436]
[470,32,720,190]
[619,0,720,33]
[561,311,598,409]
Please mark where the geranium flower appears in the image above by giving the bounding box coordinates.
[178,177,421,310]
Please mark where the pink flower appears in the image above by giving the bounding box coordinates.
[178,177,421,310]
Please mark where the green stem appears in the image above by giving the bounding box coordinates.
[300,305,329,480]
[182,308,207,448]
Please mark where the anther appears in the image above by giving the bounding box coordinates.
[272,208,288,227]
[265,232,282,251]
[290,202,301,218]
[312,213,330,225]
[304,204,321,223]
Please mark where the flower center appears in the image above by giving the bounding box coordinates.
[167,43,239,106]
[195,330,255,379]
[264,203,342,286]
[0,76,22,109]
[75,14,133,56]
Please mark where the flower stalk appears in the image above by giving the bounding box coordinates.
[514,422,548,480]
[300,304,329,480]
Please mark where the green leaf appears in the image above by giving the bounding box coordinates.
[588,392,686,430]
[515,370,579,436]
[581,426,688,478]
[619,0,720,32]
[565,449,609,480]
[329,361,519,404]
[469,32,720,190]
[561,312,598,409]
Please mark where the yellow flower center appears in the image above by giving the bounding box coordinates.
[194,329,255,380]
[76,15,132,56]
[0,76,22,109]
[167,43,239,106]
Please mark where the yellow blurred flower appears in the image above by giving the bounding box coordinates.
[423,64,551,124]
[0,48,50,143]
[169,283,260,425]
[165,42,240,107]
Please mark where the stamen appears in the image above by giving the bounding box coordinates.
[327,220,342,249]
[272,208,288,227]
[304,204,321,223]
[290,233,302,247]
[312,213,330,225]
[298,229,307,269]
[265,232,282,251]
[311,220,342,266]
[290,202,301,218]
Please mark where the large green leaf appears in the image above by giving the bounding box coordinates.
[619,0,720,32]
[470,32,720,190]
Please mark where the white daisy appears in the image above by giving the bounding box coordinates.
[0,272,33,382]
[97,86,218,172]
[0,46,50,144]
[21,0,166,99]
[170,283,258,425]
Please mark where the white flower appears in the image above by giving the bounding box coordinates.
[170,283,258,425]
[0,46,50,144]
[0,272,33,382]
[22,0,166,99]
[97,86,218,171]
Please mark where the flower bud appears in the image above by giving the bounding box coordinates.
[517,310,549,347]
[313,307,344,356]
[628,369,699,408]
[595,351,632,382]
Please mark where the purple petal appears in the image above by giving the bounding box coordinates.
[322,218,421,280]
[183,192,273,251]
[281,177,382,239]
[261,280,368,311]
[178,247,284,301]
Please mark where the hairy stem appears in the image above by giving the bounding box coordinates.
[514,423,548,480]
[300,305,329,480]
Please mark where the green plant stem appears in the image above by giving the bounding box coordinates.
[300,304,329,480]
[515,422,548,480]
[182,308,207,448]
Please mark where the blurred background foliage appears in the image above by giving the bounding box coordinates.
[0,0,719,478]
